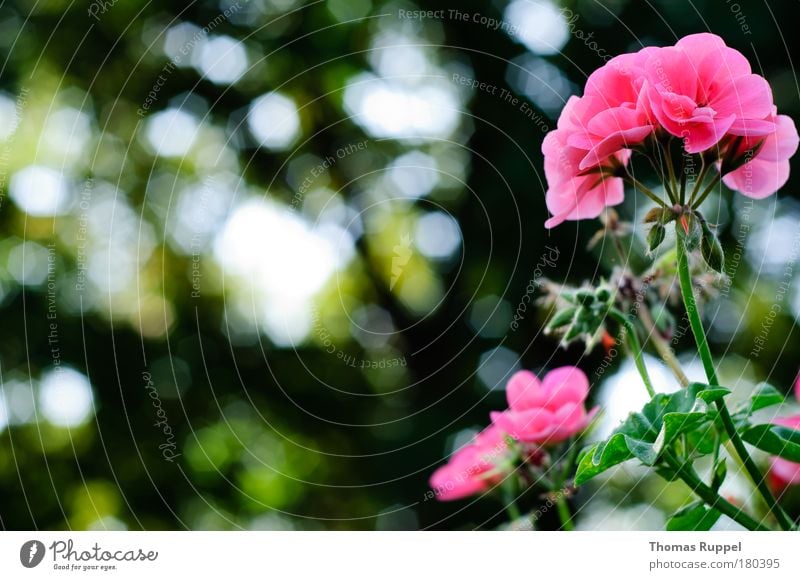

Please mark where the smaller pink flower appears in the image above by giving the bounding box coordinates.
[490,367,597,445]
[722,113,799,199]
[428,424,510,501]
[768,376,800,491]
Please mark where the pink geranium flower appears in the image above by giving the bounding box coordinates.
[768,377,800,492]
[428,424,510,501]
[722,113,799,199]
[490,367,598,445]
[542,33,796,228]
[644,33,775,153]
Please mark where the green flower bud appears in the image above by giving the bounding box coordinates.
[700,220,724,273]
[648,223,666,253]
[547,307,576,331]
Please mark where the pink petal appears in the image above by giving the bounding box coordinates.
[756,115,799,163]
[727,118,777,137]
[585,55,643,106]
[769,457,800,488]
[711,75,774,121]
[492,408,557,444]
[645,47,699,102]
[505,370,543,410]
[541,366,590,408]
[544,175,624,228]
[429,459,489,501]
[578,126,652,170]
[549,402,587,441]
[682,116,736,153]
[722,158,790,199]
[795,373,800,403]
[773,414,800,431]
[677,34,751,94]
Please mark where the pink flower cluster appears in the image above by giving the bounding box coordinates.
[429,367,596,501]
[769,376,800,491]
[544,33,799,228]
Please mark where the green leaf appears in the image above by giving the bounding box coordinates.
[685,425,718,456]
[625,435,659,465]
[574,383,727,485]
[741,424,800,462]
[747,383,785,413]
[654,412,708,456]
[696,389,731,404]
[666,502,721,531]
[574,435,634,485]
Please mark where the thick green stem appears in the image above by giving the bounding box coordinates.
[608,308,656,397]
[674,233,795,531]
[665,453,771,531]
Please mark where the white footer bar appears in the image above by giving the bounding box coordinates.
[0,531,797,578]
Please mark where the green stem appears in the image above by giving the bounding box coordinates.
[552,440,580,531]
[691,173,722,209]
[688,158,709,206]
[663,142,679,204]
[665,453,771,531]
[555,495,574,531]
[638,302,690,387]
[505,501,521,521]
[623,174,668,208]
[674,233,795,531]
[503,484,522,521]
[608,308,656,397]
